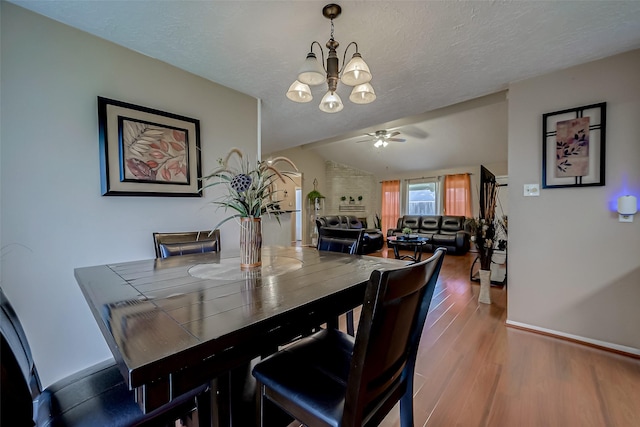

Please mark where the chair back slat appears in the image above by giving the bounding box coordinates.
[317,227,364,255]
[153,230,220,258]
[343,248,446,425]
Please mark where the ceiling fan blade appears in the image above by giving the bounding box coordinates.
[398,126,428,139]
[388,138,406,142]
[354,139,372,143]
[387,131,401,138]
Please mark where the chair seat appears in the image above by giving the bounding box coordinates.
[253,329,354,427]
[35,359,207,427]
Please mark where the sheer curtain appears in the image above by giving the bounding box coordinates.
[444,174,472,217]
[381,180,400,234]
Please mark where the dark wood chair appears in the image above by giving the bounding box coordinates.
[153,229,220,258]
[317,226,364,255]
[316,227,365,335]
[0,287,211,426]
[252,248,446,427]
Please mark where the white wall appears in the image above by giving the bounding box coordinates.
[507,49,640,353]
[1,3,258,386]
[264,147,327,246]
[325,161,378,226]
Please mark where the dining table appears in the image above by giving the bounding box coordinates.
[74,245,406,426]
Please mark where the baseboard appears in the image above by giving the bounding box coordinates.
[505,320,640,359]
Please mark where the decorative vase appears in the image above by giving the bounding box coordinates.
[478,269,492,304]
[240,217,262,270]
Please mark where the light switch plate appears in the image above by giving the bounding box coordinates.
[524,184,540,197]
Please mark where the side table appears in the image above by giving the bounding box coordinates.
[387,236,430,262]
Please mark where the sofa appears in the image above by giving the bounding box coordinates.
[316,215,384,255]
[387,215,470,254]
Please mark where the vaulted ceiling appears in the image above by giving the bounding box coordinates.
[10,1,640,174]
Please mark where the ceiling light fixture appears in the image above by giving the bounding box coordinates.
[286,3,376,113]
[373,139,388,148]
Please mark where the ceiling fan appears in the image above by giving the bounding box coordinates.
[356,130,406,147]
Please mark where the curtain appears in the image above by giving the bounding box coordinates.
[444,174,472,217]
[381,180,400,234]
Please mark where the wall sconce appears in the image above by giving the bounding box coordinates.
[617,195,637,222]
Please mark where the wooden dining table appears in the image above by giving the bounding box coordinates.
[74,245,406,426]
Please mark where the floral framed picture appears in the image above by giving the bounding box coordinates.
[542,102,606,189]
[98,97,202,197]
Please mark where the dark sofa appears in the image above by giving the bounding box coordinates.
[387,215,470,254]
[316,215,384,255]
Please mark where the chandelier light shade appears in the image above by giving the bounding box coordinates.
[287,3,376,113]
[340,53,372,86]
[319,91,344,113]
[286,80,313,102]
[298,53,326,86]
[349,82,376,104]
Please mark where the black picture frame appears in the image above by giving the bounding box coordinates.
[542,102,606,189]
[98,97,202,197]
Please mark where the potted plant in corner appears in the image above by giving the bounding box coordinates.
[465,181,501,304]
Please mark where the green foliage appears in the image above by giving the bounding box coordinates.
[201,148,298,230]
[307,190,324,201]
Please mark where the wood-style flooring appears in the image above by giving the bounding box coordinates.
[182,246,640,427]
[367,247,640,427]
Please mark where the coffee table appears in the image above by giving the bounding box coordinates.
[387,235,430,262]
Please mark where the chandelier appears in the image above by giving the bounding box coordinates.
[286,4,376,113]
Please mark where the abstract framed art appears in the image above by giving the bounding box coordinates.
[98,97,202,196]
[542,102,606,189]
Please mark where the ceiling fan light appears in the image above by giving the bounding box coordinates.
[298,52,326,86]
[349,83,376,104]
[319,91,344,113]
[374,139,383,148]
[286,80,313,103]
[341,53,372,86]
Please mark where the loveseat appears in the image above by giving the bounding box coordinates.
[387,215,470,254]
[316,215,384,255]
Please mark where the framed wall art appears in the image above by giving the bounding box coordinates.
[542,102,606,189]
[98,97,202,196]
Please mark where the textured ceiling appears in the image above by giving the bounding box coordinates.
[10,1,640,175]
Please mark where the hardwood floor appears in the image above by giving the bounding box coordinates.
[366,247,640,427]
[182,246,640,426]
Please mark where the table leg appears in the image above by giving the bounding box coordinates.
[414,245,423,262]
[210,359,263,427]
[209,376,229,427]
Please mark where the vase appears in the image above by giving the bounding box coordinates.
[478,269,492,304]
[240,217,262,270]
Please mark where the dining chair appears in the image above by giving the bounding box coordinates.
[0,287,210,427]
[316,226,364,255]
[153,229,220,258]
[316,227,365,335]
[252,247,446,427]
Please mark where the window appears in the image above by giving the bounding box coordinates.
[407,180,438,215]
